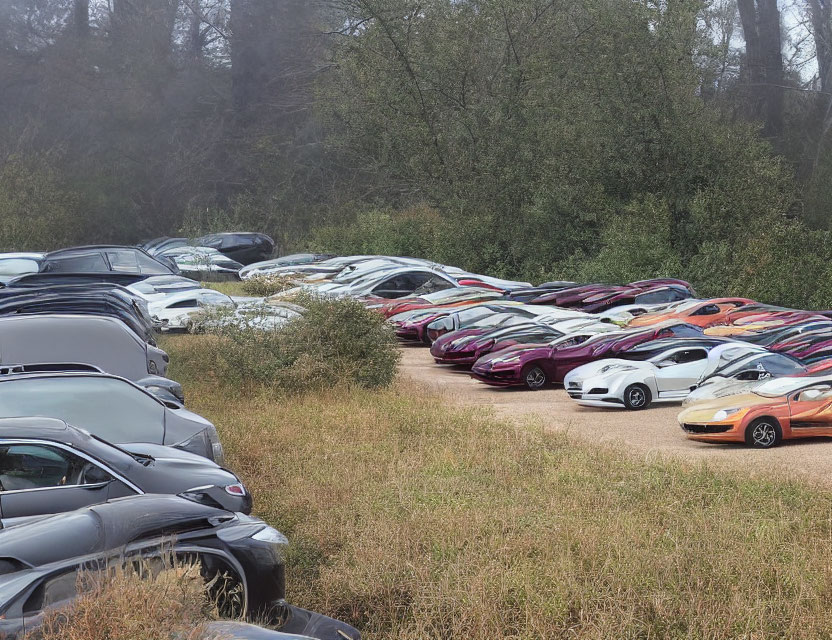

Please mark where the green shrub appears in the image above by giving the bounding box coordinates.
[240,274,298,297]
[182,294,400,393]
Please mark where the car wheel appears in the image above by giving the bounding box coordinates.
[745,418,782,449]
[522,365,548,391]
[623,384,651,410]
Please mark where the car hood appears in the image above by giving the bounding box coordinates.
[677,392,782,422]
[122,443,239,491]
[475,344,549,367]
[565,358,655,382]
[682,378,762,406]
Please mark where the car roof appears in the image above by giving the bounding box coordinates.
[43,245,155,257]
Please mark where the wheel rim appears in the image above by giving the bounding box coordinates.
[526,368,546,388]
[628,387,646,408]
[751,422,776,447]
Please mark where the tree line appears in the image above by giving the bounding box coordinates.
[1,0,832,306]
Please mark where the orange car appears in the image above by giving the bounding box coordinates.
[627,298,753,329]
[678,376,832,448]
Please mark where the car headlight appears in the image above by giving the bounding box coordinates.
[713,408,742,421]
[252,525,289,545]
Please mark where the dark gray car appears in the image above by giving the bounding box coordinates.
[0,372,223,462]
[0,417,249,526]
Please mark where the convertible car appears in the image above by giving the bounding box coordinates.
[563,338,734,409]
[677,375,832,448]
[471,321,705,390]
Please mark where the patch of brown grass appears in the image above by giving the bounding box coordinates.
[162,334,832,639]
[31,563,215,640]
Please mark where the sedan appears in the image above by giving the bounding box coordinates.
[0,372,223,463]
[678,375,832,448]
[0,416,249,525]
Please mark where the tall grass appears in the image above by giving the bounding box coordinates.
[164,334,832,639]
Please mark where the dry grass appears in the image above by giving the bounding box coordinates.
[162,334,832,640]
[31,563,215,640]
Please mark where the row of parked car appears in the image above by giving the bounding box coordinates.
[0,240,360,639]
[258,256,832,451]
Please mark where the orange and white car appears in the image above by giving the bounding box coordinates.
[627,298,753,329]
[678,376,832,448]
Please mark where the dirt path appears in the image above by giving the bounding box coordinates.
[399,345,832,483]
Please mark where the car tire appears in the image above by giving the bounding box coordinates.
[522,365,549,391]
[744,417,782,449]
[623,384,651,410]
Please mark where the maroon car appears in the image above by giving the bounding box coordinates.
[430,322,566,366]
[470,321,704,390]
[531,279,695,311]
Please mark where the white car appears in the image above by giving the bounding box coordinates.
[563,339,736,409]
[149,289,235,330]
[127,275,202,302]
[682,349,809,406]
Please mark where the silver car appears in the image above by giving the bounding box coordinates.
[0,372,223,462]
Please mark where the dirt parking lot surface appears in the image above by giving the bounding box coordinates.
[400,345,832,484]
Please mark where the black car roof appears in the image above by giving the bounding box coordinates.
[43,245,156,257]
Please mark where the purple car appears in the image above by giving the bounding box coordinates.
[430,322,566,366]
[470,321,704,390]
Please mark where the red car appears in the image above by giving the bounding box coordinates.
[471,321,704,390]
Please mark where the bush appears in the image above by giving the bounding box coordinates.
[180,294,400,393]
[241,274,298,297]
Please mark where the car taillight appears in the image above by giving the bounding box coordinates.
[225,483,246,496]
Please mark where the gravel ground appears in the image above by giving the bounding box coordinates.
[400,345,832,484]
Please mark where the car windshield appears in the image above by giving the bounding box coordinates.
[0,377,165,443]
[753,377,826,398]
[717,354,805,379]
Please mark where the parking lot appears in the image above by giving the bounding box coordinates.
[400,346,832,484]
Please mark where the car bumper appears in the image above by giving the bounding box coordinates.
[680,422,744,443]
[434,351,478,365]
[566,392,625,408]
[470,368,523,386]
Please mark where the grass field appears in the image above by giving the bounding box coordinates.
[162,334,832,640]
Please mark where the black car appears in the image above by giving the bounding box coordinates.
[140,236,189,256]
[39,245,178,277]
[0,495,359,640]
[0,417,250,525]
[0,283,156,344]
[195,233,276,265]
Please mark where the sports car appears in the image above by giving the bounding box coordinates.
[471,321,704,390]
[678,375,832,448]
[392,302,528,343]
[626,298,753,328]
[563,338,733,409]
[430,319,614,366]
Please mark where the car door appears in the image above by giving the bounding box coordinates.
[787,386,832,435]
[0,442,119,523]
[654,349,709,395]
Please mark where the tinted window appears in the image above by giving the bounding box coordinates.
[671,349,708,364]
[636,289,687,304]
[666,325,703,338]
[106,251,140,273]
[136,253,171,274]
[0,378,164,443]
[0,444,109,491]
[23,569,81,614]
[44,253,108,273]
[691,304,720,316]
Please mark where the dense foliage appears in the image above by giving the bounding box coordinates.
[2,0,832,306]
[185,295,401,392]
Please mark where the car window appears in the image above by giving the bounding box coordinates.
[0,444,110,491]
[0,377,165,444]
[105,251,140,273]
[412,275,453,296]
[796,387,832,402]
[43,253,108,273]
[23,568,81,614]
[168,299,198,309]
[691,304,720,316]
[136,253,171,275]
[671,349,708,364]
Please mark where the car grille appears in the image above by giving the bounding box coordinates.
[682,424,731,434]
[588,388,608,395]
